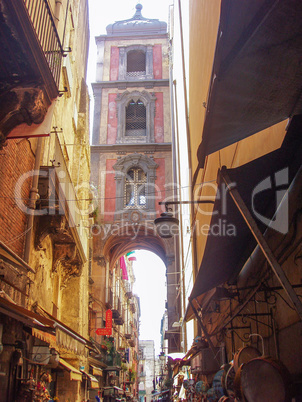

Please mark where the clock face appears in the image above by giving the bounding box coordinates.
[130,211,141,223]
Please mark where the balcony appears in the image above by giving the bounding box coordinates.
[1,0,63,95]
[124,323,133,339]
[35,135,89,260]
[124,281,133,299]
[128,337,135,347]
[0,0,65,143]
[105,350,122,367]
[106,289,114,309]
[130,302,136,313]
[112,297,124,325]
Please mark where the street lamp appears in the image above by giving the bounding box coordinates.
[159,351,165,362]
[158,351,166,398]
[154,200,214,238]
[154,211,179,239]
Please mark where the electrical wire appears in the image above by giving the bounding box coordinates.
[5,225,33,245]
[0,179,217,203]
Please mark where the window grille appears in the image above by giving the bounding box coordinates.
[127,50,146,76]
[124,168,147,209]
[125,100,146,136]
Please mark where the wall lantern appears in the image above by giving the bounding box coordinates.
[154,200,214,238]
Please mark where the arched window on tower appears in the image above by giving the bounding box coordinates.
[126,50,146,78]
[113,153,158,220]
[124,167,147,209]
[125,100,146,137]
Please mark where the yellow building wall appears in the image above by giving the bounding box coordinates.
[189,0,221,175]
[187,0,288,277]
[30,0,91,346]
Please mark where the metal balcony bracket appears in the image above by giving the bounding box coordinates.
[63,47,72,57]
[58,86,68,97]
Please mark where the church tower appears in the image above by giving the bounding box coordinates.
[90,4,181,364]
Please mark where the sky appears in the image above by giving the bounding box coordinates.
[87,0,173,87]
[86,1,172,356]
[132,250,166,356]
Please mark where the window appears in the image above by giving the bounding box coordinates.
[118,45,153,80]
[127,50,146,77]
[125,100,146,137]
[124,168,147,209]
[113,153,158,220]
[116,90,156,144]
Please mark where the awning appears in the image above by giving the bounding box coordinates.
[59,358,82,381]
[187,119,302,320]
[0,297,55,330]
[34,304,95,354]
[0,240,35,273]
[80,369,99,389]
[32,328,57,349]
[197,0,302,166]
[90,364,103,376]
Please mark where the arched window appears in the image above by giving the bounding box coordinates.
[127,50,146,77]
[125,100,146,137]
[124,167,147,209]
[113,154,158,221]
[116,90,156,144]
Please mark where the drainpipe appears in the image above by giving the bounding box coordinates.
[169,30,184,352]
[54,0,63,27]
[169,33,187,352]
[177,0,198,281]
[24,138,43,264]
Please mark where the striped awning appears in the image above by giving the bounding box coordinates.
[81,369,99,389]
[90,365,103,376]
[59,358,82,381]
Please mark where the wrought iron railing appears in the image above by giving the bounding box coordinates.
[23,0,64,88]
[106,349,122,367]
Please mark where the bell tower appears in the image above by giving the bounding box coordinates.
[90,4,181,354]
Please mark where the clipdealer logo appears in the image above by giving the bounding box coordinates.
[251,167,289,234]
[13,167,289,237]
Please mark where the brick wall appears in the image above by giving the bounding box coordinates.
[0,139,35,257]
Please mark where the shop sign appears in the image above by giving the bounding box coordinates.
[96,309,112,335]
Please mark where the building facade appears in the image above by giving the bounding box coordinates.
[170,0,302,400]
[138,340,155,402]
[89,252,141,400]
[0,0,93,400]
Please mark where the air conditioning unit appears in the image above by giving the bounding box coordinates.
[30,346,51,365]
[190,347,225,374]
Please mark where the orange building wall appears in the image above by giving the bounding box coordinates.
[104,159,117,222]
[155,92,164,143]
[107,93,118,144]
[153,44,162,79]
[110,46,119,81]
[154,158,165,216]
